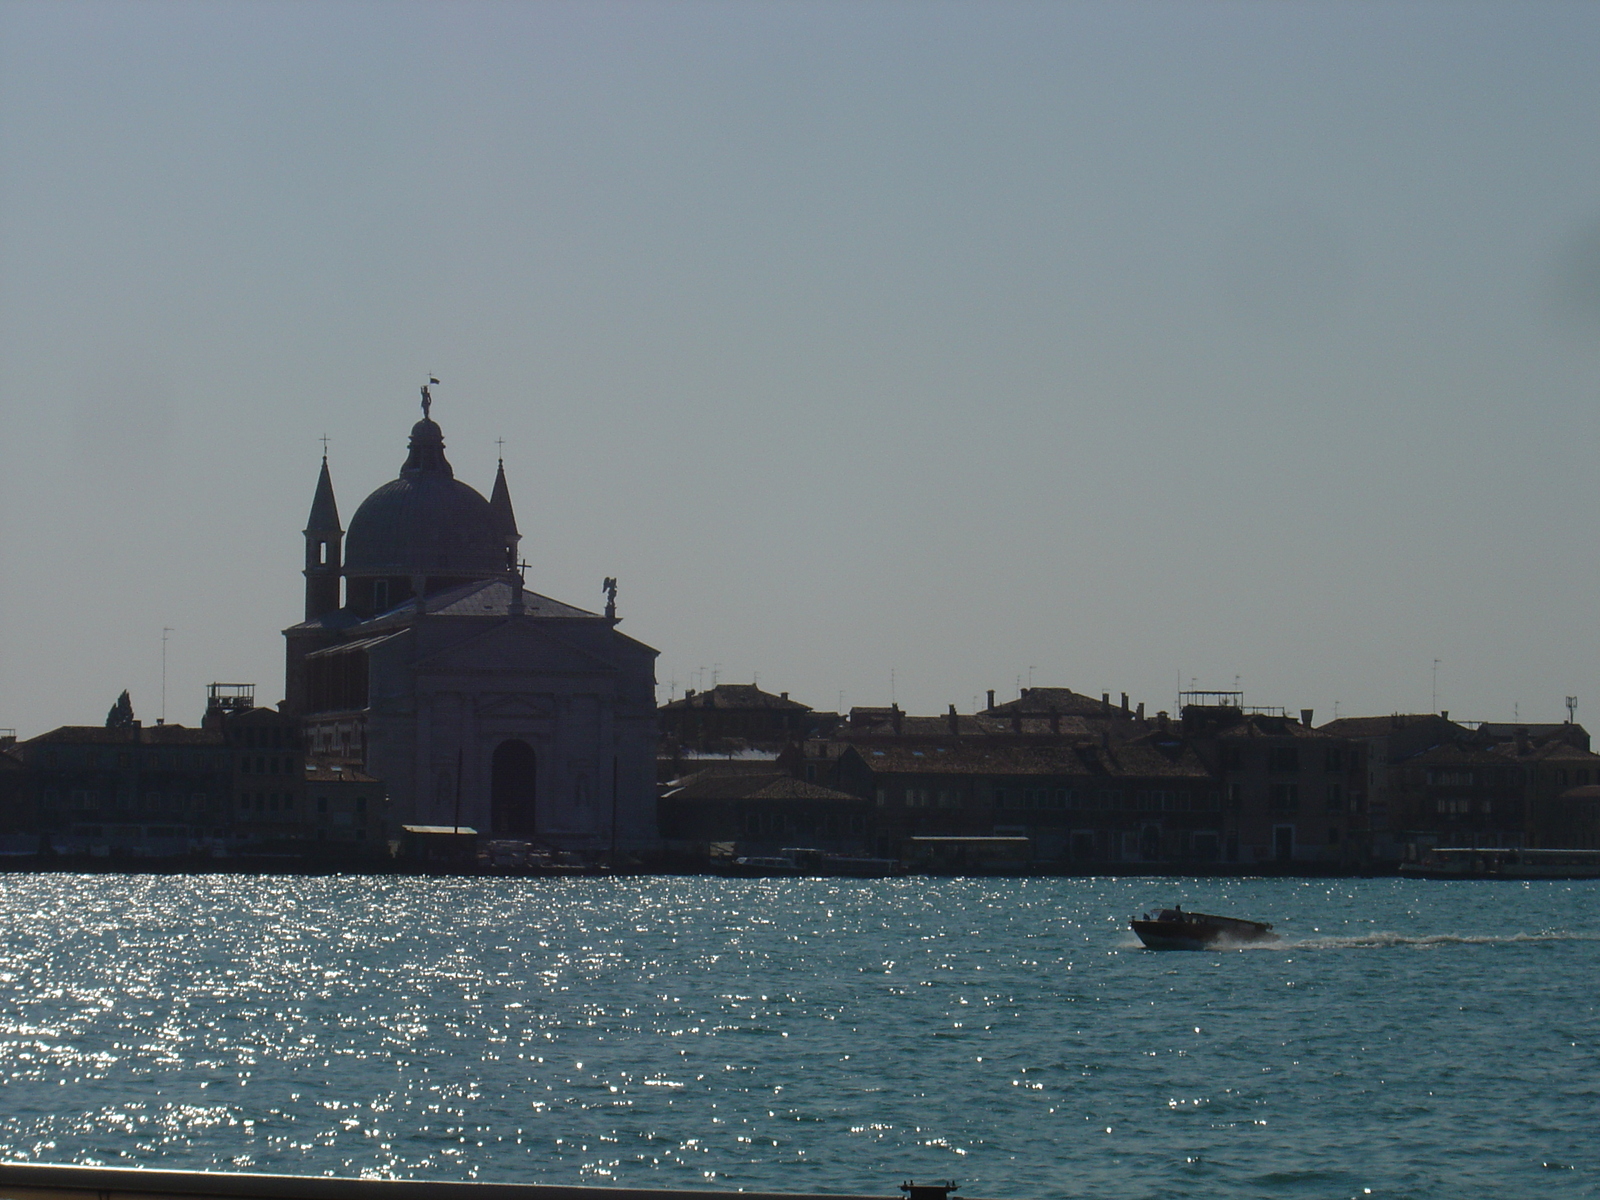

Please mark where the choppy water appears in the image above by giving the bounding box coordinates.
[0,874,1596,1199]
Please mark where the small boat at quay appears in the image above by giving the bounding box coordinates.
[1399,847,1600,880]
[1130,906,1279,950]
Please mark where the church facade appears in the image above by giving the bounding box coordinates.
[283,391,660,856]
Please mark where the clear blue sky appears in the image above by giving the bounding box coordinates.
[3,0,1600,735]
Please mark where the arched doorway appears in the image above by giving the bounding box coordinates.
[491,740,538,837]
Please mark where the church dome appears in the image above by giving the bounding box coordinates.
[344,415,506,579]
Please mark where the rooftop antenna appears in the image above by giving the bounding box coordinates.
[668,674,678,701]
[1432,659,1441,713]
[1028,665,1036,688]
[160,627,174,724]
[712,662,721,687]
[891,668,897,705]
[1567,696,1578,724]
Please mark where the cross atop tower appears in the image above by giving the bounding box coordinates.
[319,434,330,459]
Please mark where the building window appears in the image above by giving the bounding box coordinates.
[1268,747,1300,774]
[1269,783,1299,812]
[1325,782,1343,811]
[1325,748,1343,772]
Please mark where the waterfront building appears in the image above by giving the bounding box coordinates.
[9,721,230,857]
[1181,702,1363,866]
[1315,713,1470,860]
[659,683,820,751]
[658,771,870,858]
[282,390,659,855]
[831,736,1220,865]
[202,685,312,853]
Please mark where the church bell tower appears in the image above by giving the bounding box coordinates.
[303,455,344,620]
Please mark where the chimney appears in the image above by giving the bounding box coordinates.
[1101,692,1111,714]
[780,692,788,701]
[1440,710,1448,721]
[1136,702,1145,721]
[986,689,995,711]
[891,704,903,735]
[948,704,959,737]
[1157,710,1169,732]
[1121,693,1129,714]
[685,688,695,700]
[1301,709,1314,729]
[1021,686,1030,699]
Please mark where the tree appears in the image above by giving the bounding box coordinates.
[106,690,135,729]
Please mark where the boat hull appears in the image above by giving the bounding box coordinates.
[1130,910,1278,951]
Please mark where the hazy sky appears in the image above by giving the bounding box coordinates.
[4,0,1600,736]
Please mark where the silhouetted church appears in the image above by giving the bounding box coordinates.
[283,388,659,854]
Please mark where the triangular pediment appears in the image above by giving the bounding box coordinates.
[417,617,624,677]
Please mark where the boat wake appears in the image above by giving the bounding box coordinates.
[1277,930,1600,950]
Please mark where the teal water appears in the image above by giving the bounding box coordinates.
[0,875,1595,1199]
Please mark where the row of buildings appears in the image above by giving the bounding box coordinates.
[3,679,1597,870]
[657,684,1600,868]
[2,384,1596,871]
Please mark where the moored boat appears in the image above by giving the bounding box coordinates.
[1130,907,1278,950]
[1399,847,1600,880]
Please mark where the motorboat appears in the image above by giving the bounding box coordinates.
[1130,906,1278,950]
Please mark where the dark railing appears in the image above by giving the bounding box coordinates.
[0,1163,965,1200]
